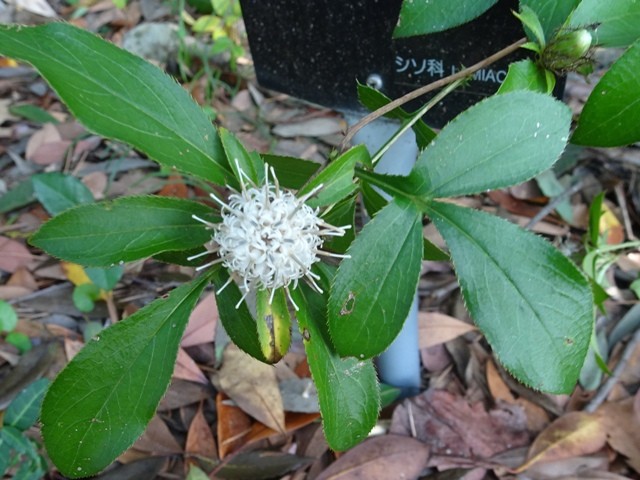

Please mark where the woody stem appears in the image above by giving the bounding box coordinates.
[339,36,527,152]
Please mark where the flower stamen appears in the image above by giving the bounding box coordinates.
[196,164,349,309]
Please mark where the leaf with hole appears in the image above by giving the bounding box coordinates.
[292,286,379,451]
[328,198,423,358]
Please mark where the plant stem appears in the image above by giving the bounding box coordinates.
[370,78,466,166]
[340,37,527,152]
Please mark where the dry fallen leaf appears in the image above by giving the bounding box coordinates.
[25,123,71,165]
[486,360,550,433]
[216,391,252,458]
[128,414,183,456]
[390,389,529,464]
[598,396,640,473]
[185,402,217,460]
[0,236,35,273]
[181,292,217,348]
[515,411,607,473]
[419,311,477,349]
[315,434,429,480]
[219,344,285,433]
[172,348,208,385]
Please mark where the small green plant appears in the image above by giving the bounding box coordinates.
[182,0,245,69]
[0,379,50,479]
[0,300,31,353]
[0,0,639,476]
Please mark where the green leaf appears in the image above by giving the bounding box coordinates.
[32,172,94,216]
[535,170,573,222]
[0,300,18,332]
[423,237,449,261]
[85,265,124,291]
[426,201,593,393]
[408,91,571,199]
[291,286,379,451]
[9,103,60,124]
[321,195,356,254]
[5,332,32,353]
[210,267,268,363]
[41,275,209,478]
[360,180,388,217]
[328,198,423,358]
[299,145,365,208]
[569,0,640,47]
[514,5,547,47]
[30,196,214,267]
[262,154,321,190]
[72,283,101,312]
[4,378,50,431]
[571,40,640,147]
[394,0,499,38]
[520,0,581,42]
[220,127,264,186]
[0,178,35,214]
[0,23,231,185]
[357,83,436,150]
[497,59,552,94]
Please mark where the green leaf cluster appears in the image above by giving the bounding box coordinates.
[1,379,50,479]
[2,10,628,476]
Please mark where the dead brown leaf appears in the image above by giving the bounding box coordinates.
[390,389,529,465]
[25,123,72,165]
[243,411,320,446]
[124,415,182,460]
[216,391,252,458]
[81,171,108,200]
[0,236,34,273]
[418,312,477,349]
[515,411,607,473]
[7,266,38,291]
[181,292,217,348]
[157,174,189,198]
[185,402,217,460]
[173,348,208,385]
[598,396,640,473]
[486,360,550,433]
[315,434,429,480]
[218,343,285,433]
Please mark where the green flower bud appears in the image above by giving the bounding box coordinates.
[256,287,291,363]
[542,28,593,74]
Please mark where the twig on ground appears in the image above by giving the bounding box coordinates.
[614,182,637,241]
[585,325,640,412]
[524,179,585,231]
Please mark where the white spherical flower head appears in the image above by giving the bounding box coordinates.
[191,164,350,310]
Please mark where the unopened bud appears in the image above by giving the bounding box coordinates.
[542,29,593,74]
[256,288,291,363]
